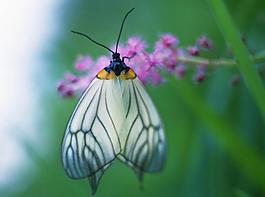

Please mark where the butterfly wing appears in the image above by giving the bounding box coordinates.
[62,74,166,192]
[118,78,167,178]
[61,78,123,193]
[87,163,111,195]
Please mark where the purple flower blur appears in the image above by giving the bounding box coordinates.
[188,46,200,56]
[57,33,214,97]
[75,55,93,71]
[193,64,207,83]
[175,64,187,79]
[197,35,213,49]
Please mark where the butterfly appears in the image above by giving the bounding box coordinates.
[61,8,166,194]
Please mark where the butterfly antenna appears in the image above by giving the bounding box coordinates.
[115,8,135,53]
[71,30,115,54]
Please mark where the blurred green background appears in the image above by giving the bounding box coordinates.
[1,0,265,196]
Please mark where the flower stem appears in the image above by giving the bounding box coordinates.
[178,50,265,67]
[207,0,265,123]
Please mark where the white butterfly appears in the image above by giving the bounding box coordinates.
[61,8,166,194]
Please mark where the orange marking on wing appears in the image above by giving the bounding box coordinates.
[120,68,137,80]
[97,69,116,80]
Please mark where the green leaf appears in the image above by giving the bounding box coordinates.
[167,74,265,194]
[207,0,265,121]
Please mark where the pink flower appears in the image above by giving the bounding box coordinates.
[117,37,146,61]
[57,81,66,92]
[154,47,180,70]
[127,36,147,53]
[64,72,79,83]
[197,35,213,49]
[95,56,109,71]
[57,33,216,98]
[193,65,207,83]
[57,79,76,97]
[187,46,200,56]
[63,87,75,97]
[149,68,164,85]
[175,64,186,78]
[156,34,179,49]
[75,55,93,71]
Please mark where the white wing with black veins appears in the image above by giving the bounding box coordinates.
[62,77,166,194]
[118,78,166,179]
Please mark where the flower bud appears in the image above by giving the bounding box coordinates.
[197,36,213,49]
[175,64,186,78]
[187,46,200,56]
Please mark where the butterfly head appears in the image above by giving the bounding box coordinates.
[107,53,128,75]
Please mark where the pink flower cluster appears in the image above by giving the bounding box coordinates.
[57,34,213,97]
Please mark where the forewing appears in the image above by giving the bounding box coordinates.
[119,78,166,175]
[62,78,123,191]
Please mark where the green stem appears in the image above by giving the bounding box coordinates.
[166,73,265,194]
[207,0,265,122]
[178,50,265,67]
